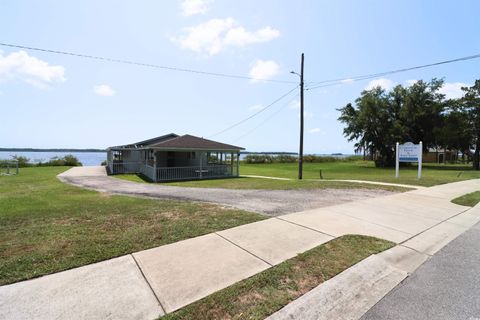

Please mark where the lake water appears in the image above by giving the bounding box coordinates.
[0,151,107,166]
[0,151,355,166]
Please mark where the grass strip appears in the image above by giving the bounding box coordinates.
[114,174,409,192]
[451,191,480,207]
[162,235,394,320]
[0,167,265,285]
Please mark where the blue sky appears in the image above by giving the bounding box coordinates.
[1,0,479,153]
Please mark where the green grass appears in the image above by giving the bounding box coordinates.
[114,174,408,192]
[240,161,480,187]
[162,235,394,320]
[114,160,480,189]
[0,167,265,285]
[451,191,480,207]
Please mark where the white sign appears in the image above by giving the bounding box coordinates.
[396,141,423,179]
[398,142,420,162]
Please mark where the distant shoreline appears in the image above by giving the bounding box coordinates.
[0,148,106,152]
[0,149,348,156]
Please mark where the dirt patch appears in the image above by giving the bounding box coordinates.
[59,175,398,216]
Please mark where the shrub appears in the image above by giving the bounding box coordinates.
[38,155,82,167]
[243,154,362,164]
[11,155,32,167]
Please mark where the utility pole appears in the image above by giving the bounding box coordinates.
[298,53,305,180]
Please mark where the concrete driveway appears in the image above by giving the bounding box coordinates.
[57,166,396,216]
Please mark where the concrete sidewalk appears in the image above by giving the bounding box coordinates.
[1,178,479,319]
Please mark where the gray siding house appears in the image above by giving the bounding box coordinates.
[106,134,244,182]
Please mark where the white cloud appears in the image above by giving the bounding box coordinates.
[405,79,418,87]
[249,59,281,83]
[173,18,280,55]
[439,82,468,99]
[309,128,321,134]
[181,0,213,16]
[224,26,280,47]
[249,104,264,111]
[0,50,65,88]
[94,84,116,96]
[365,78,395,91]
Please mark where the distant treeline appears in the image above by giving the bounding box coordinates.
[241,151,297,155]
[243,154,361,164]
[0,148,106,152]
[0,155,82,167]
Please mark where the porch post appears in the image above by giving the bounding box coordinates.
[153,152,158,182]
[236,152,240,176]
[199,152,203,179]
[230,152,234,176]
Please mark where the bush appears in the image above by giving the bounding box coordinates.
[244,154,363,164]
[244,155,274,164]
[38,155,82,167]
[11,155,32,167]
[100,160,107,166]
[0,155,32,168]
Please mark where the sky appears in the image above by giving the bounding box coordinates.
[1,0,479,153]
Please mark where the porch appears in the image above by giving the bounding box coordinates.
[107,150,240,182]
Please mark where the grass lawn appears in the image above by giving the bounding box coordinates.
[114,174,408,192]
[0,167,265,286]
[451,191,480,207]
[162,235,394,320]
[241,161,480,187]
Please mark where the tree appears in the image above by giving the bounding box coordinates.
[458,80,480,169]
[338,79,446,167]
[338,87,399,166]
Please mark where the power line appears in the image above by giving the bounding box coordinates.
[307,52,480,90]
[208,85,298,138]
[233,94,300,142]
[0,42,297,84]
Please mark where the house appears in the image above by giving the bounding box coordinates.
[422,148,458,164]
[106,134,244,182]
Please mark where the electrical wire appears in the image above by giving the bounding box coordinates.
[306,52,480,90]
[0,42,297,84]
[208,85,299,138]
[233,94,300,142]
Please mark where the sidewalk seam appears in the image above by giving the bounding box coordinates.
[130,254,167,315]
[398,206,473,247]
[214,233,274,267]
[275,217,336,238]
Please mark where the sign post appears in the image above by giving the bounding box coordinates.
[396,141,423,179]
[395,142,399,178]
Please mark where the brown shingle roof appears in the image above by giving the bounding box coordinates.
[149,134,244,151]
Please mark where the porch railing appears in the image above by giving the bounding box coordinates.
[108,162,235,182]
[156,165,233,181]
[111,162,143,174]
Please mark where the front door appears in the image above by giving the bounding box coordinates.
[167,152,175,167]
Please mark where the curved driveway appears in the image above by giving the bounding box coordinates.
[58,166,395,216]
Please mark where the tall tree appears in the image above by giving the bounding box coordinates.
[459,80,480,169]
[338,79,446,167]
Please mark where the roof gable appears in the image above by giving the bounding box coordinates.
[110,133,179,149]
[149,134,244,151]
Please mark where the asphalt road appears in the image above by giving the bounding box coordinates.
[362,221,480,320]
